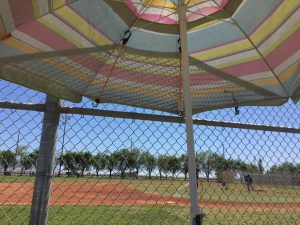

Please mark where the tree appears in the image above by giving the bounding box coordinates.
[28,149,39,170]
[168,156,181,180]
[52,154,60,175]
[258,158,264,173]
[157,155,169,179]
[140,152,156,179]
[296,163,300,173]
[197,151,220,181]
[245,163,258,172]
[128,148,141,178]
[0,150,16,175]
[115,149,130,179]
[93,153,107,177]
[180,154,188,180]
[62,152,79,176]
[229,159,247,171]
[76,152,93,177]
[12,146,32,175]
[269,162,297,173]
[19,153,33,176]
[12,145,28,171]
[107,153,117,178]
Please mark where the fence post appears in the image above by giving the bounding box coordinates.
[29,95,60,225]
[178,2,203,225]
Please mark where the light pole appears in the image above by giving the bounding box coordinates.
[58,114,70,177]
[222,143,225,158]
[13,130,21,171]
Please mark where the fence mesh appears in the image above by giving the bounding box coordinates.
[0,79,299,225]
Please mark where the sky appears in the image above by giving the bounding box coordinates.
[0,80,299,174]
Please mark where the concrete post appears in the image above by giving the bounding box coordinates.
[29,95,60,225]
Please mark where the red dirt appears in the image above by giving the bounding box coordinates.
[0,182,299,212]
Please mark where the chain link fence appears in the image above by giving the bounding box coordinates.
[0,79,299,224]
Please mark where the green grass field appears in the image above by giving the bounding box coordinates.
[0,205,299,225]
[129,181,300,204]
[0,175,299,224]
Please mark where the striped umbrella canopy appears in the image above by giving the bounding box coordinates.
[0,0,299,114]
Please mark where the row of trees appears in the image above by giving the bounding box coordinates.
[60,149,157,179]
[0,147,38,175]
[1,147,299,180]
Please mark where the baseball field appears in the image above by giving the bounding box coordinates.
[0,176,299,224]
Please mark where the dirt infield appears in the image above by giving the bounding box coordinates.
[0,182,299,212]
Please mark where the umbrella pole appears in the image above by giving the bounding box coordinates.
[29,95,60,225]
[178,2,203,225]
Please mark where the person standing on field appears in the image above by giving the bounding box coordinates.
[244,174,254,191]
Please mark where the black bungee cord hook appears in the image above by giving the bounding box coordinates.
[92,29,132,108]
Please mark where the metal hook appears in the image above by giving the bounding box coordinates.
[122,30,132,45]
[225,90,240,116]
[235,106,240,115]
[178,38,181,53]
[92,98,100,108]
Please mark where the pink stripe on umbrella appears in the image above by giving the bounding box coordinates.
[222,59,270,77]
[264,28,300,68]
[17,20,76,50]
[9,0,35,27]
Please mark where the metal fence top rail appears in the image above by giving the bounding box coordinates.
[0,101,299,134]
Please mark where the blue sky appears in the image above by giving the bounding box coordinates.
[0,80,299,172]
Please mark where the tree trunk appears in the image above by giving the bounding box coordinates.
[81,169,84,177]
[4,165,8,175]
[184,172,187,181]
[148,170,152,179]
[136,168,139,179]
[206,172,210,181]
[109,169,112,179]
[96,170,99,178]
[121,170,124,179]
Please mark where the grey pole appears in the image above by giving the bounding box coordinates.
[178,1,203,225]
[29,95,60,225]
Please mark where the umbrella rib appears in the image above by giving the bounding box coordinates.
[210,0,290,97]
[291,86,300,102]
[189,57,278,98]
[158,0,170,24]
[192,96,288,114]
[130,11,179,32]
[89,0,154,101]
[0,45,180,64]
[186,8,234,25]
